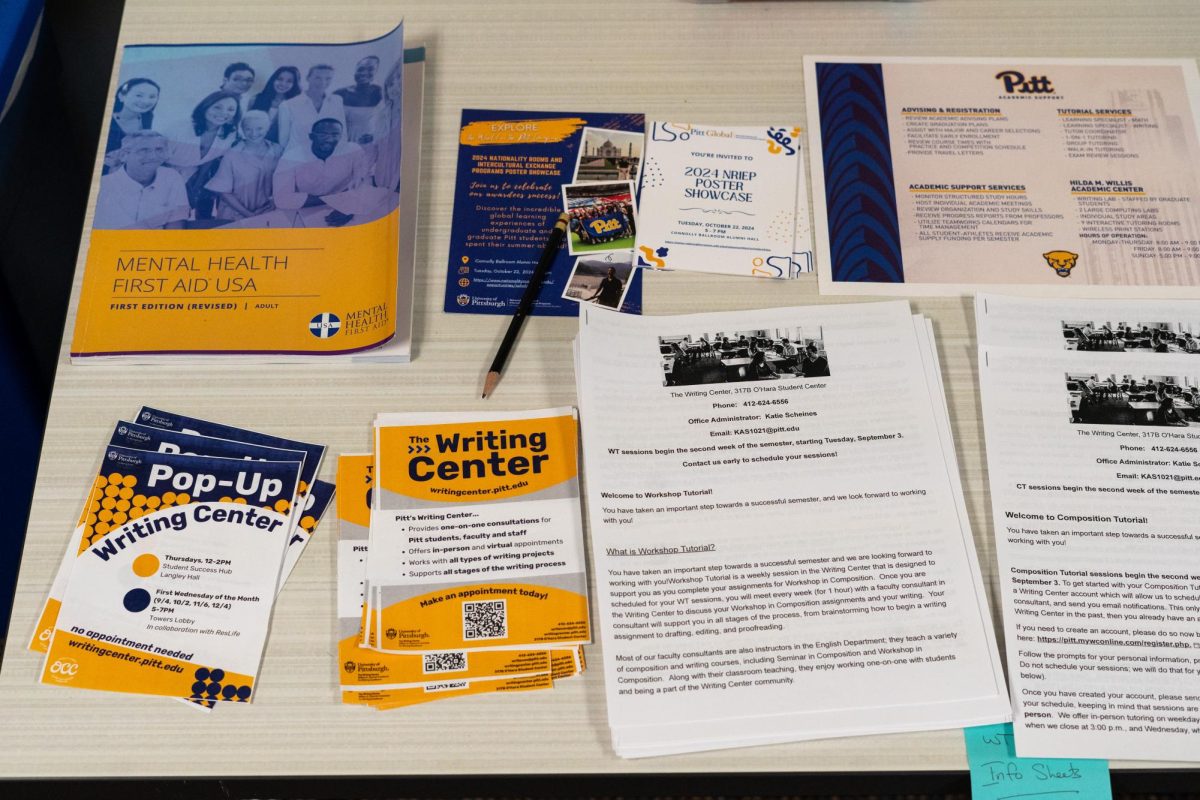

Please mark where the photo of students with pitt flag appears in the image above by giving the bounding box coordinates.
[562,181,638,256]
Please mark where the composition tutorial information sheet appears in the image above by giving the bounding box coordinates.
[978,294,1200,762]
[576,301,1008,756]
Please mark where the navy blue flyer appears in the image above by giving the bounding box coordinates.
[444,109,644,316]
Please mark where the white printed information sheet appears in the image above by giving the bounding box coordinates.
[576,301,1008,757]
[978,294,1200,761]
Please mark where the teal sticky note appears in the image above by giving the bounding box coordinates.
[964,723,1112,800]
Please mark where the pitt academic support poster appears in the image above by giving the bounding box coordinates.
[805,57,1200,296]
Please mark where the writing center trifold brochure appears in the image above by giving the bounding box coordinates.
[335,455,567,709]
[366,409,590,654]
[575,301,1008,757]
[977,294,1200,762]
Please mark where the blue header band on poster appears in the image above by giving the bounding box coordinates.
[815,62,905,284]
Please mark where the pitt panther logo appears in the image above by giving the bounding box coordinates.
[1043,250,1079,277]
[996,70,1054,94]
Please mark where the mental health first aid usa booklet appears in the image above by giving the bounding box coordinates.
[69,23,427,362]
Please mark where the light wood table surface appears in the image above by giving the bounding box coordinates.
[2,0,1199,786]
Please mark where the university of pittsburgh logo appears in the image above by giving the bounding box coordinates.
[343,661,357,674]
[1043,250,1078,278]
[996,70,1054,94]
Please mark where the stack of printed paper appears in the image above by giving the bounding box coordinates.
[976,294,1200,762]
[336,408,588,709]
[573,301,1009,757]
[633,122,813,279]
[32,408,333,709]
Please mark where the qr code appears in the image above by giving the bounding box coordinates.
[423,651,468,674]
[462,599,507,640]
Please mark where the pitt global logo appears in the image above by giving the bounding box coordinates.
[650,122,692,143]
[1043,250,1079,278]
[996,70,1055,95]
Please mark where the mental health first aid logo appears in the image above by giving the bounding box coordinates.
[309,313,342,338]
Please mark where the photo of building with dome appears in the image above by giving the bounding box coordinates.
[574,127,642,182]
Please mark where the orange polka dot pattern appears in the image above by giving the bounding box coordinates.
[76,472,192,555]
[76,471,308,555]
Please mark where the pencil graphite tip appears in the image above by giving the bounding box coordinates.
[482,371,500,399]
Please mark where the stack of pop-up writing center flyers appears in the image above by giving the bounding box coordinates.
[336,408,589,709]
[32,408,333,709]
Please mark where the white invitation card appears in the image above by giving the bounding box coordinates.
[635,122,804,278]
